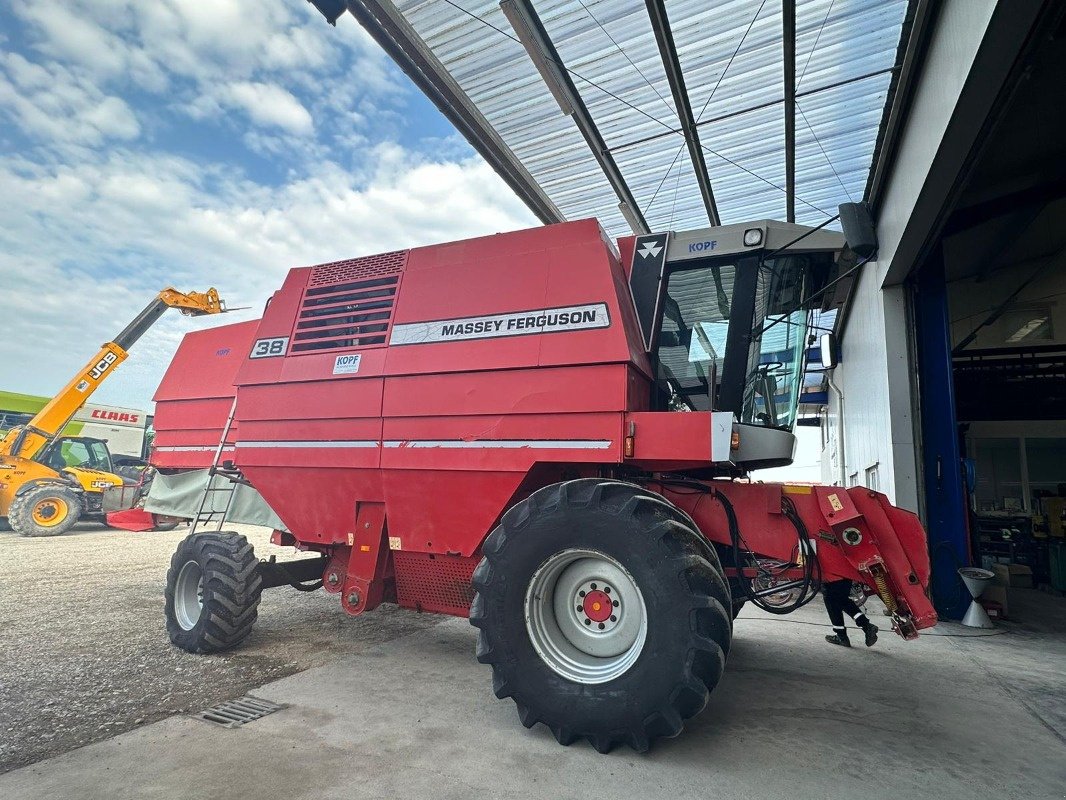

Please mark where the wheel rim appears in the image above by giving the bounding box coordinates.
[32,497,68,527]
[174,560,205,631]
[524,548,647,685]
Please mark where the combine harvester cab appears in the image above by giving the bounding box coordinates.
[158,215,936,752]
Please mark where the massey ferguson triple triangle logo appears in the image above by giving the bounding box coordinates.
[390,303,610,345]
[637,240,663,259]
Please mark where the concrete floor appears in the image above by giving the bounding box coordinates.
[2,592,1064,800]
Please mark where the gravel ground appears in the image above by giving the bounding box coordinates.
[0,523,441,773]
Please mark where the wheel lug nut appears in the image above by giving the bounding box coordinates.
[576,606,583,613]
[598,623,605,630]
[579,590,586,597]
[612,600,619,607]
[584,618,592,626]
[610,615,617,622]
[590,583,597,590]
[604,586,611,594]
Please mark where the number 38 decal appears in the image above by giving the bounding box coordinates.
[249,337,289,359]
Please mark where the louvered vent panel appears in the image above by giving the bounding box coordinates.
[291,251,407,354]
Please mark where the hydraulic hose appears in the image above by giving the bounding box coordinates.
[716,489,822,615]
[646,476,822,615]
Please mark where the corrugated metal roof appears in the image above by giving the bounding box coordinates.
[392,0,908,238]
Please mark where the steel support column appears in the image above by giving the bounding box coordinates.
[914,253,970,619]
[782,0,796,223]
[645,0,720,226]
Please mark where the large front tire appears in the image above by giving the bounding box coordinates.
[471,479,733,753]
[165,532,262,653]
[9,484,81,537]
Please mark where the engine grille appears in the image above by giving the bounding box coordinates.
[308,250,406,286]
[292,251,408,354]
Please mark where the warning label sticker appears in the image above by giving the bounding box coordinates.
[389,302,610,346]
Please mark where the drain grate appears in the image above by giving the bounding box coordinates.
[195,696,285,728]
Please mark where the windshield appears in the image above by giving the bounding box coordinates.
[656,264,735,411]
[655,253,821,429]
[44,438,113,472]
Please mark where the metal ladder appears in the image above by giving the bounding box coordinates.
[190,397,248,534]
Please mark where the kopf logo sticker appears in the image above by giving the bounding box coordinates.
[333,353,362,374]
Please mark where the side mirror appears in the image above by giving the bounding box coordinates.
[839,202,877,259]
[820,332,839,369]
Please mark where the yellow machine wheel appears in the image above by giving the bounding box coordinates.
[9,484,81,537]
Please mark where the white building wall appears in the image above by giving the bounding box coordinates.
[820,0,998,511]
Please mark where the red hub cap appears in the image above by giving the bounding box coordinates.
[582,589,612,622]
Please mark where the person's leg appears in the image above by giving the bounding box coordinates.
[841,592,879,647]
[823,580,851,646]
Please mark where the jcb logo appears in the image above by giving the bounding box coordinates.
[89,352,118,381]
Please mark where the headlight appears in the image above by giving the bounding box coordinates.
[743,228,763,247]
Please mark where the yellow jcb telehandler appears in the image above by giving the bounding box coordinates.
[0,288,225,536]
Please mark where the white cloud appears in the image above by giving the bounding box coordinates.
[0,53,141,146]
[218,81,314,135]
[10,0,394,97]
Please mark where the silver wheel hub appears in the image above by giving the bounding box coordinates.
[525,549,647,684]
[174,560,204,631]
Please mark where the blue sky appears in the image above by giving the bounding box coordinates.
[0,0,535,409]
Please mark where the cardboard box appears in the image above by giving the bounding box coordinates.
[983,585,1009,618]
[988,564,1011,617]
[1008,564,1034,589]
[979,599,1005,620]
[991,562,1033,590]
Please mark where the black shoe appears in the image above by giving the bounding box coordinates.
[861,623,879,647]
[825,633,851,647]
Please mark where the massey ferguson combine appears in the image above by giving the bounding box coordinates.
[155,212,937,752]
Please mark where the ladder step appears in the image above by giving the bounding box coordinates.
[192,395,240,536]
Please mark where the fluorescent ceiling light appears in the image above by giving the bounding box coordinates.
[500,0,574,116]
[1006,316,1049,343]
[618,201,645,234]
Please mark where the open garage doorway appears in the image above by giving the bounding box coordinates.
[913,9,1066,619]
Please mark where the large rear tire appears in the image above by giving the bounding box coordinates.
[9,484,81,537]
[470,479,732,753]
[165,531,262,653]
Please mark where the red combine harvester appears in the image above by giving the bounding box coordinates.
[156,214,936,752]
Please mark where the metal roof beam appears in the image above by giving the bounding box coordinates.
[645,0,720,226]
[342,0,564,226]
[500,0,649,234]
[782,0,796,223]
